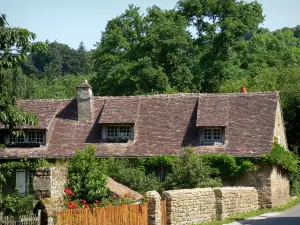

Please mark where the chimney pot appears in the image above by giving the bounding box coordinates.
[241,86,247,93]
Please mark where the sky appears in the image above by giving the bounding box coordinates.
[1,0,300,50]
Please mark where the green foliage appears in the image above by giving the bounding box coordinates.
[291,166,300,196]
[260,141,299,172]
[68,145,108,203]
[164,148,222,190]
[203,154,254,180]
[0,190,35,218]
[106,158,162,194]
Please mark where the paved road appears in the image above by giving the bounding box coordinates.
[224,204,300,225]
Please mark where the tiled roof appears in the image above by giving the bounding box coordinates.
[0,92,280,158]
[106,177,143,201]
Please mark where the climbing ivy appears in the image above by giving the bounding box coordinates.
[260,141,299,172]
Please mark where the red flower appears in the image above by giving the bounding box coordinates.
[77,210,81,214]
[124,193,129,197]
[59,199,63,203]
[82,200,87,204]
[68,203,74,209]
[113,195,117,199]
[64,188,74,195]
[68,198,71,202]
[95,200,100,205]
[84,204,89,209]
[117,195,121,199]
[149,199,153,204]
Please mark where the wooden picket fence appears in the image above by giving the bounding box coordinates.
[57,203,148,225]
[0,210,41,225]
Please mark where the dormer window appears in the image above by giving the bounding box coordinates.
[200,127,224,146]
[6,130,46,147]
[103,125,134,143]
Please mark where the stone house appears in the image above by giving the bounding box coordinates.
[0,82,290,208]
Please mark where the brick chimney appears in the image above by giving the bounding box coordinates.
[76,80,93,122]
[240,86,247,93]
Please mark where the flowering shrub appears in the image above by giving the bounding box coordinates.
[58,188,149,210]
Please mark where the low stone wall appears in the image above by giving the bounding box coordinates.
[156,187,259,225]
[162,188,216,225]
[214,187,259,220]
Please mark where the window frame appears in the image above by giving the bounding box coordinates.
[200,127,225,145]
[102,125,134,142]
[6,130,46,146]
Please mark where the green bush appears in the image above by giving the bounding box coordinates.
[203,154,254,180]
[291,166,300,196]
[67,145,108,203]
[164,148,222,190]
[107,158,162,194]
[0,190,35,217]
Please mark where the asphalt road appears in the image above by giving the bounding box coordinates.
[225,204,300,225]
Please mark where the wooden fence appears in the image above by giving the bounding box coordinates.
[161,200,167,225]
[0,210,41,225]
[57,203,148,225]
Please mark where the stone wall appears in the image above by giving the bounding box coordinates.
[33,162,68,199]
[158,187,259,225]
[270,166,290,207]
[214,187,258,220]
[162,188,216,225]
[146,191,162,225]
[234,163,289,208]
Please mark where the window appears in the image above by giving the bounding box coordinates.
[104,125,133,142]
[28,131,45,144]
[9,134,25,143]
[200,127,224,145]
[7,130,46,147]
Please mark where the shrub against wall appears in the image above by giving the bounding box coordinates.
[106,158,162,194]
[67,145,108,203]
[164,148,222,190]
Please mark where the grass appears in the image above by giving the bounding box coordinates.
[197,197,300,225]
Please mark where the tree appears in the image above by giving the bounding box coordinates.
[0,13,46,129]
[177,0,264,91]
[91,5,198,95]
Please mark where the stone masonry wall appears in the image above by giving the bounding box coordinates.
[234,163,290,208]
[161,187,259,225]
[33,162,68,199]
[162,188,216,225]
[214,187,259,220]
[146,191,162,225]
[270,166,290,207]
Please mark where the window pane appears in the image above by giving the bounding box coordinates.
[9,134,16,143]
[36,132,44,143]
[16,135,25,143]
[119,126,131,138]
[107,126,118,138]
[213,129,221,140]
[28,132,35,143]
[204,129,212,140]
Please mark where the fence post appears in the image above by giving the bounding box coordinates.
[0,211,2,222]
[146,191,161,225]
[37,209,41,225]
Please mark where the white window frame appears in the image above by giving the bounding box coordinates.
[6,130,46,146]
[102,125,134,141]
[200,127,224,145]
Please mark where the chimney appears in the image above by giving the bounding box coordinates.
[76,80,93,122]
[240,86,247,93]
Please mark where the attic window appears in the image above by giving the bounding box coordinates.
[6,131,46,147]
[200,127,224,146]
[103,125,134,143]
